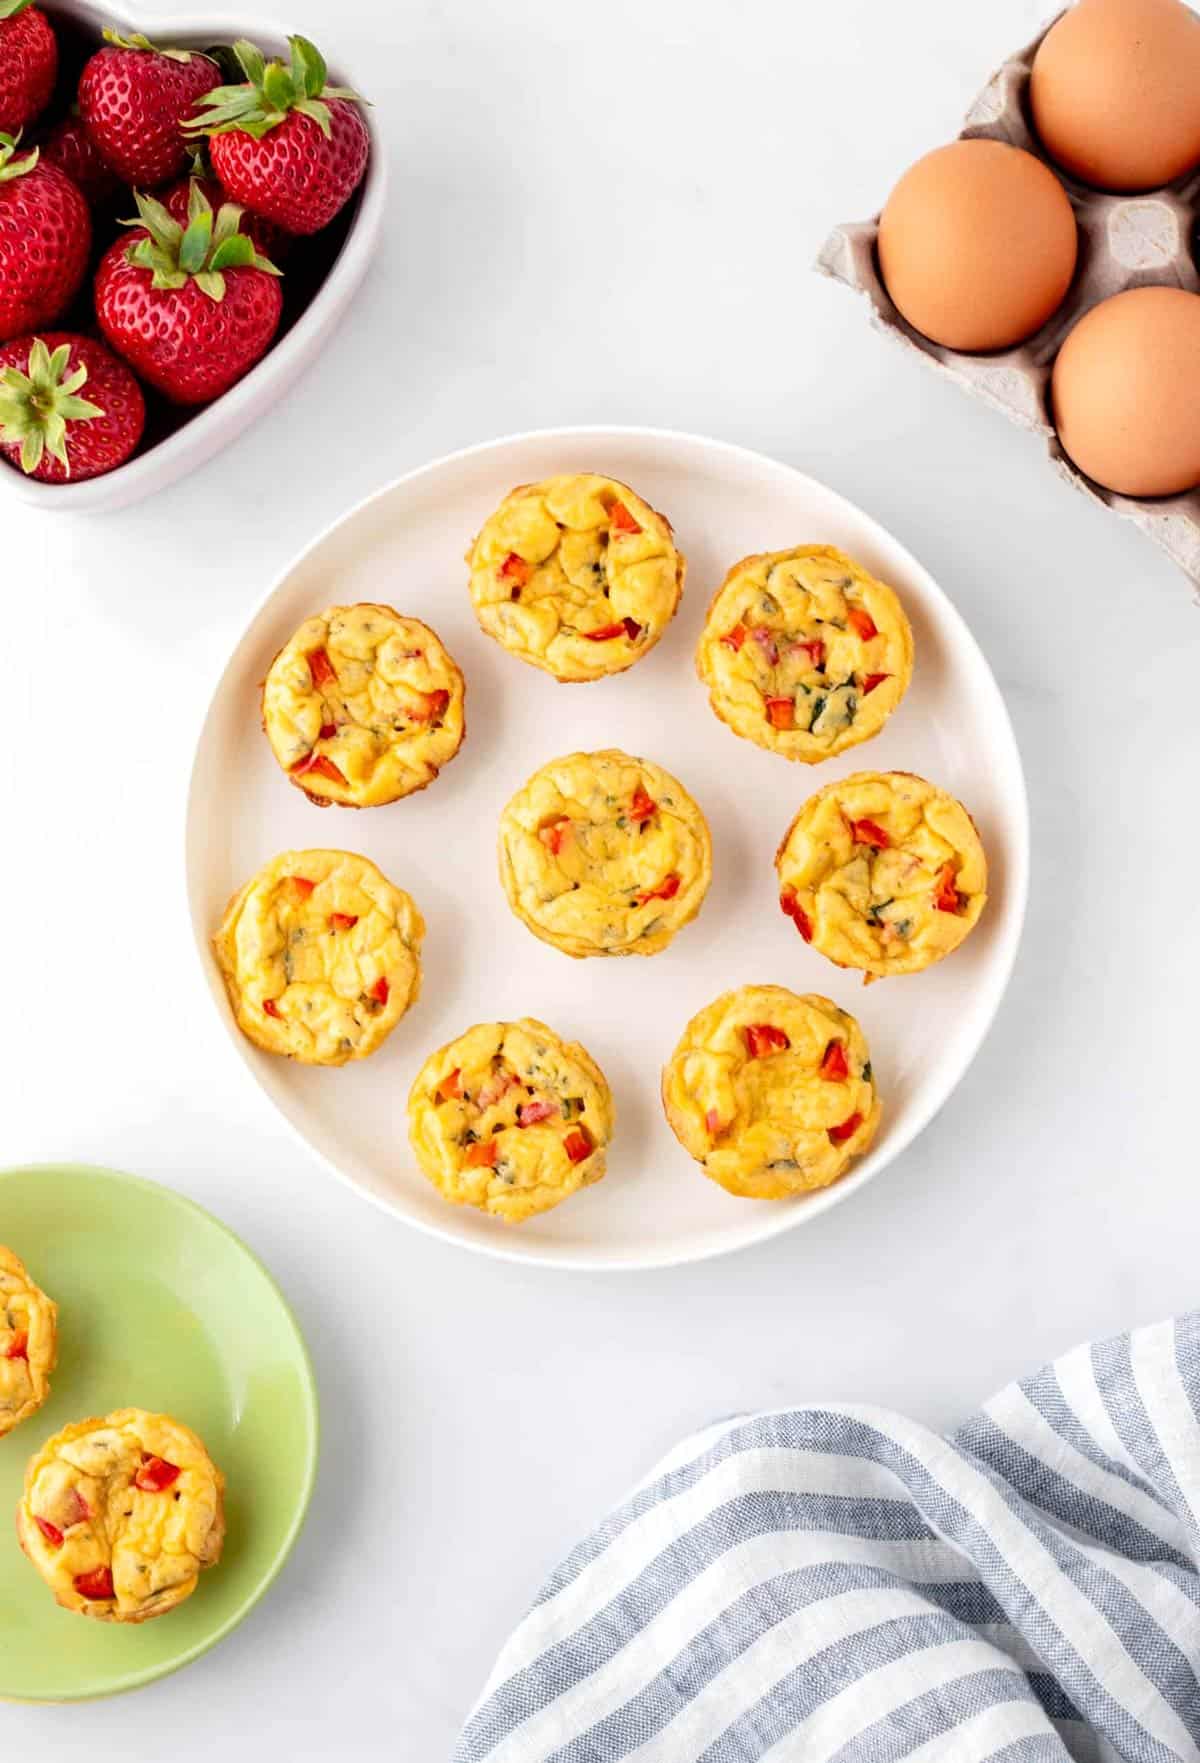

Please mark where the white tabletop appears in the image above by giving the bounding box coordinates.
[6,0,1199,1755]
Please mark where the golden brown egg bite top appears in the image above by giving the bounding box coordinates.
[662,984,880,1200]
[408,1018,614,1223]
[498,749,712,958]
[467,474,684,682]
[213,849,424,1065]
[696,546,913,762]
[262,604,466,808]
[776,771,987,981]
[0,1246,57,1438]
[16,1409,225,1623]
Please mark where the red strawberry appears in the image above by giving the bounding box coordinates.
[39,112,121,208]
[0,1,56,136]
[186,36,368,235]
[95,182,282,404]
[0,134,91,343]
[162,170,290,262]
[78,31,219,187]
[0,332,144,481]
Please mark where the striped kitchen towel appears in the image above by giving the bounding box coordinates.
[455,1315,1200,1763]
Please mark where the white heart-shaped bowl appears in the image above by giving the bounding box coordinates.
[1,0,385,512]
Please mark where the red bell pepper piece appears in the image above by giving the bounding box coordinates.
[721,623,747,651]
[499,552,530,586]
[291,752,347,786]
[583,617,642,641]
[291,876,315,898]
[766,696,795,730]
[409,688,450,722]
[819,1039,849,1082]
[438,1069,462,1102]
[861,673,889,695]
[828,1112,863,1145]
[5,1330,28,1360]
[636,873,681,906]
[779,885,814,943]
[792,637,826,668]
[846,607,878,642]
[73,1566,114,1600]
[263,998,282,1019]
[34,1515,63,1548]
[538,818,571,856]
[849,817,890,850]
[465,1139,499,1169]
[745,1023,791,1058]
[629,787,657,825]
[934,862,964,914]
[135,1455,181,1493]
[369,977,389,1006]
[705,1108,725,1138]
[330,913,359,932]
[609,499,641,534]
[563,1127,592,1164]
[307,646,337,687]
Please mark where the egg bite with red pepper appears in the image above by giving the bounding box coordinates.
[498,749,712,959]
[408,1018,614,1223]
[262,604,466,808]
[696,546,913,762]
[776,771,987,982]
[0,1247,57,1439]
[662,984,880,1200]
[213,849,424,1065]
[467,474,685,682]
[16,1409,225,1623]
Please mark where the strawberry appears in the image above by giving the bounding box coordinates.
[0,135,90,343]
[38,111,121,208]
[95,182,282,405]
[187,36,369,235]
[162,166,290,261]
[0,1,56,137]
[0,333,144,481]
[78,31,220,188]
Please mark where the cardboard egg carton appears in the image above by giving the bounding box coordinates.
[817,14,1200,592]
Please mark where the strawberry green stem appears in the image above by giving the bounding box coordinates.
[0,339,104,476]
[120,179,281,302]
[184,34,365,142]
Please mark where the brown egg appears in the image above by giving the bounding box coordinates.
[1031,0,1200,193]
[1052,286,1200,495]
[877,140,1077,353]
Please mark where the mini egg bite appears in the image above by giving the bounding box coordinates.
[16,1408,225,1623]
[696,546,913,762]
[662,985,880,1201]
[776,771,987,982]
[408,1018,614,1223]
[262,603,466,808]
[213,849,424,1065]
[466,474,685,682]
[0,1246,57,1438]
[498,749,712,959]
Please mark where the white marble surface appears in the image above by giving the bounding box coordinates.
[5,0,1198,1756]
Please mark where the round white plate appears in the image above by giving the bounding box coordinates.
[186,427,1028,1271]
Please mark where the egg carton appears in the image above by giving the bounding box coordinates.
[816,11,1200,593]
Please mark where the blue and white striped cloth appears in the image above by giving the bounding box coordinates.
[455,1315,1200,1762]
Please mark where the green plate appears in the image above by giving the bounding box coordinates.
[0,1164,319,1702]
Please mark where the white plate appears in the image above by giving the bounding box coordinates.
[186,427,1028,1271]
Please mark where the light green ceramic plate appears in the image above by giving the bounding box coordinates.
[0,1163,319,1702]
